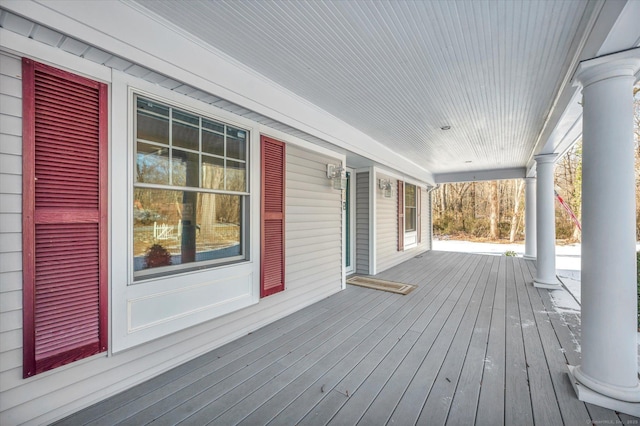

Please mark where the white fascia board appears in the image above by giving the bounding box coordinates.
[372,166,433,189]
[4,0,433,184]
[434,167,526,184]
[597,0,640,56]
[259,127,346,164]
[541,90,583,153]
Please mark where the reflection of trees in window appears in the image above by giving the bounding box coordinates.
[133,95,249,278]
[136,143,169,184]
[133,189,243,269]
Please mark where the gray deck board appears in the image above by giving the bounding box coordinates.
[56,251,639,426]
[209,318,374,425]
[519,261,599,425]
[415,255,494,426]
[383,255,487,425]
[61,287,361,425]
[516,259,564,426]
[474,255,507,426]
[305,254,475,425]
[504,258,534,426]
[110,291,387,425]
[257,252,465,425]
[352,255,485,425]
[619,413,640,424]
[445,256,498,425]
[124,291,388,425]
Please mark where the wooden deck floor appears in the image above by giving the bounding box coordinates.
[57,251,639,425]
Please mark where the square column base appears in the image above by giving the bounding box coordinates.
[567,366,640,417]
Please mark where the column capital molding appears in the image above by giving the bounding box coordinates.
[534,153,558,164]
[525,176,536,183]
[573,47,640,89]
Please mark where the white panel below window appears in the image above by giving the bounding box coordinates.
[128,272,253,332]
[404,231,418,249]
[113,268,255,352]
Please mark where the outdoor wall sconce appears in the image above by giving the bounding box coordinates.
[379,178,393,198]
[327,164,347,190]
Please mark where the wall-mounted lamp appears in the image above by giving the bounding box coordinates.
[327,164,347,190]
[378,178,393,198]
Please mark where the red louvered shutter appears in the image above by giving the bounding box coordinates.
[397,180,404,251]
[417,186,422,244]
[22,59,108,378]
[261,136,285,297]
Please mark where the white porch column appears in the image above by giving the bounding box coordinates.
[568,50,640,415]
[533,154,559,288]
[523,177,536,260]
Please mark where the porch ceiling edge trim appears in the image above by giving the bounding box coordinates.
[526,0,628,173]
[434,167,526,184]
[4,0,435,184]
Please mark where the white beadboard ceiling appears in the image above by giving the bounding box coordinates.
[133,0,594,178]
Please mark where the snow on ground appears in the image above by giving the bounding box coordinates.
[433,239,640,368]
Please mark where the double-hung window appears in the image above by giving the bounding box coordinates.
[398,181,421,251]
[133,95,249,279]
[404,183,418,248]
[405,183,417,233]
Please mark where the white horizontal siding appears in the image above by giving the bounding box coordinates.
[375,173,429,273]
[0,54,23,402]
[355,172,369,275]
[285,145,342,293]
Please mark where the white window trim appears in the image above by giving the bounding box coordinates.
[111,70,261,352]
[404,183,418,249]
[131,93,250,280]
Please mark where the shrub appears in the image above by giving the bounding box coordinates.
[504,250,517,257]
[145,244,172,269]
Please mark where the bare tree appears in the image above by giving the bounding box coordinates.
[509,180,524,242]
[489,180,500,239]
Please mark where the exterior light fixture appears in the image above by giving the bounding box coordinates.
[327,164,346,190]
[440,125,451,130]
[378,178,393,198]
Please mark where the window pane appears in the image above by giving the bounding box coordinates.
[134,187,182,271]
[202,117,224,134]
[172,110,199,151]
[172,149,199,187]
[201,193,242,250]
[226,127,247,161]
[133,95,249,279]
[137,100,169,144]
[202,128,224,156]
[137,142,169,184]
[405,184,416,207]
[226,160,246,192]
[202,155,225,190]
[405,207,416,232]
[133,188,243,274]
